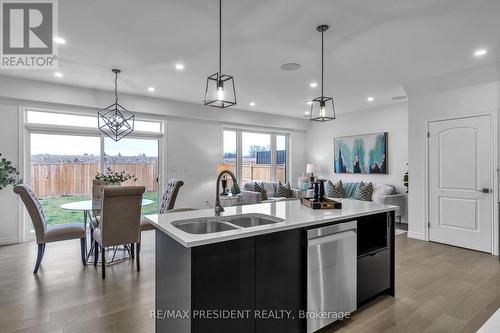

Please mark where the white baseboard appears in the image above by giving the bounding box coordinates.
[0,237,19,246]
[407,231,426,240]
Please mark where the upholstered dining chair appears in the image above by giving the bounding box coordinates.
[140,179,185,231]
[93,186,145,279]
[14,184,86,274]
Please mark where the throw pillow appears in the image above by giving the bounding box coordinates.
[254,182,268,200]
[354,182,374,201]
[275,182,292,198]
[326,180,345,198]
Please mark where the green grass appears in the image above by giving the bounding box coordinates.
[39,191,159,226]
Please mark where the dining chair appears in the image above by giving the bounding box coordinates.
[140,179,185,231]
[14,184,86,274]
[93,186,145,279]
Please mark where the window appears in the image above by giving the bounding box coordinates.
[276,135,287,183]
[223,130,237,189]
[104,137,159,215]
[24,109,163,239]
[30,133,101,226]
[223,129,289,184]
[242,132,271,182]
[26,110,162,133]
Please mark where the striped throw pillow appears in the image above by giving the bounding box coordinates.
[354,182,373,201]
[326,180,345,198]
[275,182,292,198]
[254,182,268,200]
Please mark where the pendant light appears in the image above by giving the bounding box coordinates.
[97,69,135,141]
[310,25,336,122]
[204,0,236,108]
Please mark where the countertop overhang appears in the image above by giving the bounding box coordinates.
[145,199,397,248]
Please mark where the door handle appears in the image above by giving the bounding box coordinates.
[476,188,492,193]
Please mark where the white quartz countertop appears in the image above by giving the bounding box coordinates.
[144,199,397,248]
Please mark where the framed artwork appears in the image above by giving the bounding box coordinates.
[334,132,388,174]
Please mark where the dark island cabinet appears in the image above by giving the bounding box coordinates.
[255,229,306,333]
[191,237,256,333]
[183,229,306,333]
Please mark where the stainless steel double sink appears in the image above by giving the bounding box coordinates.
[172,214,284,234]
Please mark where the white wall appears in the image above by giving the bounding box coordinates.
[306,103,409,196]
[0,100,20,244]
[406,81,500,244]
[0,76,309,245]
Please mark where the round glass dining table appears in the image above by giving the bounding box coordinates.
[60,199,154,264]
[61,198,154,212]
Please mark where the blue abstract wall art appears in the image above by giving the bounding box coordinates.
[334,132,388,174]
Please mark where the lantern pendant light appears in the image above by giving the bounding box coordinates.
[204,0,236,108]
[310,25,336,122]
[97,69,135,141]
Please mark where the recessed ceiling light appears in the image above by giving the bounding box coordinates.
[367,96,374,102]
[148,87,155,92]
[280,63,301,71]
[304,110,310,115]
[175,63,184,70]
[249,102,256,107]
[474,49,487,57]
[54,72,63,78]
[306,100,313,105]
[53,37,66,44]
[310,82,318,88]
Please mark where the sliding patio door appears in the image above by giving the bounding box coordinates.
[28,133,101,236]
[104,137,160,215]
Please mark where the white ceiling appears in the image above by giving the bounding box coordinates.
[2,0,499,118]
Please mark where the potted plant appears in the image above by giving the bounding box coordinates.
[403,167,408,193]
[93,167,137,201]
[0,153,21,190]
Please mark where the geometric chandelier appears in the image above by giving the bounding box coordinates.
[97,69,135,141]
[310,24,336,122]
[204,0,237,108]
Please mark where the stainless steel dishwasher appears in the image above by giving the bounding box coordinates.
[307,221,357,333]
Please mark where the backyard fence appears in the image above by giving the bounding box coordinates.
[226,163,286,183]
[32,162,158,198]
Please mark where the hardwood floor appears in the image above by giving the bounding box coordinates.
[0,232,498,333]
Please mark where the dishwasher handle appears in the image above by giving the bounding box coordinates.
[307,220,357,240]
[308,229,357,247]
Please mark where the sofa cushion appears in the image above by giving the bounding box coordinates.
[263,182,277,197]
[275,182,292,198]
[372,184,395,203]
[253,182,268,200]
[343,182,359,199]
[326,180,345,198]
[242,182,255,192]
[354,182,374,201]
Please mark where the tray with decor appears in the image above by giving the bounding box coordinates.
[301,197,342,209]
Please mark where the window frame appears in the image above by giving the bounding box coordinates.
[20,106,165,241]
[222,127,290,185]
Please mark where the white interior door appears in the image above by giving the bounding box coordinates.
[428,115,493,253]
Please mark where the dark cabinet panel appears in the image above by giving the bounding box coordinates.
[357,248,390,305]
[191,238,256,333]
[255,229,306,333]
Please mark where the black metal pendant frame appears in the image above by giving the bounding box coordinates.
[97,69,135,141]
[204,72,237,108]
[204,0,237,109]
[310,24,336,122]
[310,96,336,122]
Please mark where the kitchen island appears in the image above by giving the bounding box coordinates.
[145,199,396,333]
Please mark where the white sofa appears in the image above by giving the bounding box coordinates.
[239,181,299,204]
